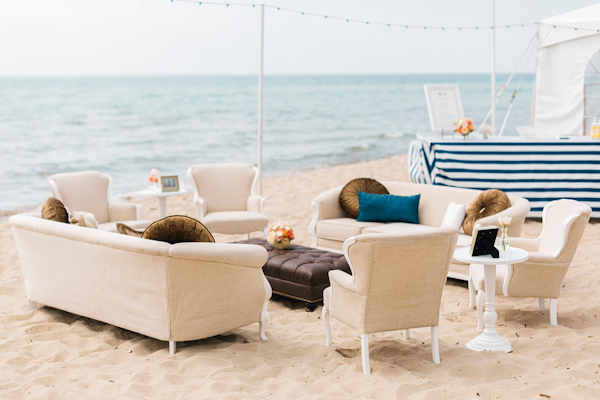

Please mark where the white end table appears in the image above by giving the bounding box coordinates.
[453,246,529,352]
[137,189,187,219]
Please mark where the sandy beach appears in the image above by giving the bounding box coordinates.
[1,154,599,399]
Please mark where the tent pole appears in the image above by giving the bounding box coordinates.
[491,0,497,134]
[257,4,264,196]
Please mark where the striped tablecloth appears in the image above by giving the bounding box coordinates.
[408,135,600,218]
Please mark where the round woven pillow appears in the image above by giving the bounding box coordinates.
[142,215,214,244]
[339,178,389,219]
[41,197,69,223]
[462,189,510,236]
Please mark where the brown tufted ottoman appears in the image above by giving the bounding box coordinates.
[234,238,351,311]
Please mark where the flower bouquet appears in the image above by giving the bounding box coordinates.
[268,222,295,250]
[454,117,475,139]
[148,168,160,190]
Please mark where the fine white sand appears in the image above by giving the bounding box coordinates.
[1,154,600,399]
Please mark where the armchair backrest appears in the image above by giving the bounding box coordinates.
[343,227,458,333]
[48,171,111,223]
[537,199,591,263]
[187,163,258,213]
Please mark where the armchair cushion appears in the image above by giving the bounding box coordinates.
[142,215,215,244]
[41,197,69,223]
[463,189,510,235]
[357,192,420,224]
[339,178,389,219]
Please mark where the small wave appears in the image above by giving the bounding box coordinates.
[380,132,405,138]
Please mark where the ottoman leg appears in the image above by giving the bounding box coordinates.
[306,302,318,312]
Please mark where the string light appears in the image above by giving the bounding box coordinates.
[169,0,598,32]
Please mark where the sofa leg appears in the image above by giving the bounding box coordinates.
[323,305,332,346]
[549,298,558,326]
[259,307,270,340]
[361,334,370,375]
[28,300,37,311]
[468,274,475,309]
[431,326,440,364]
[169,341,176,355]
[538,298,545,310]
[404,329,411,340]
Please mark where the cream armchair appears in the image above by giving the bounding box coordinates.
[187,163,269,237]
[322,227,458,375]
[471,199,592,327]
[48,170,150,232]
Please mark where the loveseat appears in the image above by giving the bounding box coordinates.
[309,181,530,280]
[10,213,272,354]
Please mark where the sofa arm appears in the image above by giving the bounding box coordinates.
[169,242,268,268]
[192,196,207,220]
[476,197,530,237]
[311,186,346,221]
[108,203,141,221]
[247,195,265,214]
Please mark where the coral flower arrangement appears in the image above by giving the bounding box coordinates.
[148,168,160,190]
[268,222,295,250]
[454,117,475,137]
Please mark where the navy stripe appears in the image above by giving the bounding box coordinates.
[437,158,600,165]
[434,174,600,183]
[499,187,600,193]
[431,141,600,147]
[435,150,600,156]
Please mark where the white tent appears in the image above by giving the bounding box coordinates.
[534,4,600,136]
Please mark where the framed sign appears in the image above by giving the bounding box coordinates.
[160,175,179,192]
[424,84,464,132]
[470,225,500,258]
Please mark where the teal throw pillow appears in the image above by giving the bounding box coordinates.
[356,191,420,224]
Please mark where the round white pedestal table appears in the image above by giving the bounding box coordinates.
[136,189,187,219]
[453,246,529,352]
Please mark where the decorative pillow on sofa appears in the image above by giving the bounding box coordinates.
[339,178,389,219]
[441,202,466,231]
[356,191,420,224]
[41,197,69,223]
[141,215,215,244]
[117,222,144,237]
[462,189,510,236]
[69,211,99,229]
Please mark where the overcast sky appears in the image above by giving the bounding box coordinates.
[1,0,598,76]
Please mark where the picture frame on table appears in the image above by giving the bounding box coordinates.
[470,225,500,258]
[160,175,179,192]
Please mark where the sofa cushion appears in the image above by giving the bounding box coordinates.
[317,218,384,242]
[41,197,69,223]
[142,215,215,244]
[462,189,510,236]
[339,178,389,219]
[441,202,466,231]
[362,223,441,235]
[117,222,144,237]
[357,191,420,224]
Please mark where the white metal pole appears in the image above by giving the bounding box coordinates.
[491,0,497,134]
[257,4,264,195]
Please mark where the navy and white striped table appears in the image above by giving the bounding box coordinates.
[408,135,600,218]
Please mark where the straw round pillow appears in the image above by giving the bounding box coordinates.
[142,215,214,244]
[462,189,510,236]
[41,197,69,223]
[339,178,389,219]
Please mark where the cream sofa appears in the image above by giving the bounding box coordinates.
[10,213,272,355]
[309,182,530,281]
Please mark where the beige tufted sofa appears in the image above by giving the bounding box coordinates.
[309,182,530,281]
[10,213,272,354]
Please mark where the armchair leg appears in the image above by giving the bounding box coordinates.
[538,298,545,310]
[361,334,370,375]
[404,329,411,340]
[468,274,475,309]
[549,298,558,326]
[259,302,270,340]
[169,341,176,355]
[431,326,440,364]
[476,289,485,330]
[323,305,332,346]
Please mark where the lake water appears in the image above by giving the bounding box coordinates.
[0,74,534,215]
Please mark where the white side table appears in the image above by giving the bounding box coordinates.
[453,246,529,352]
[137,189,187,219]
